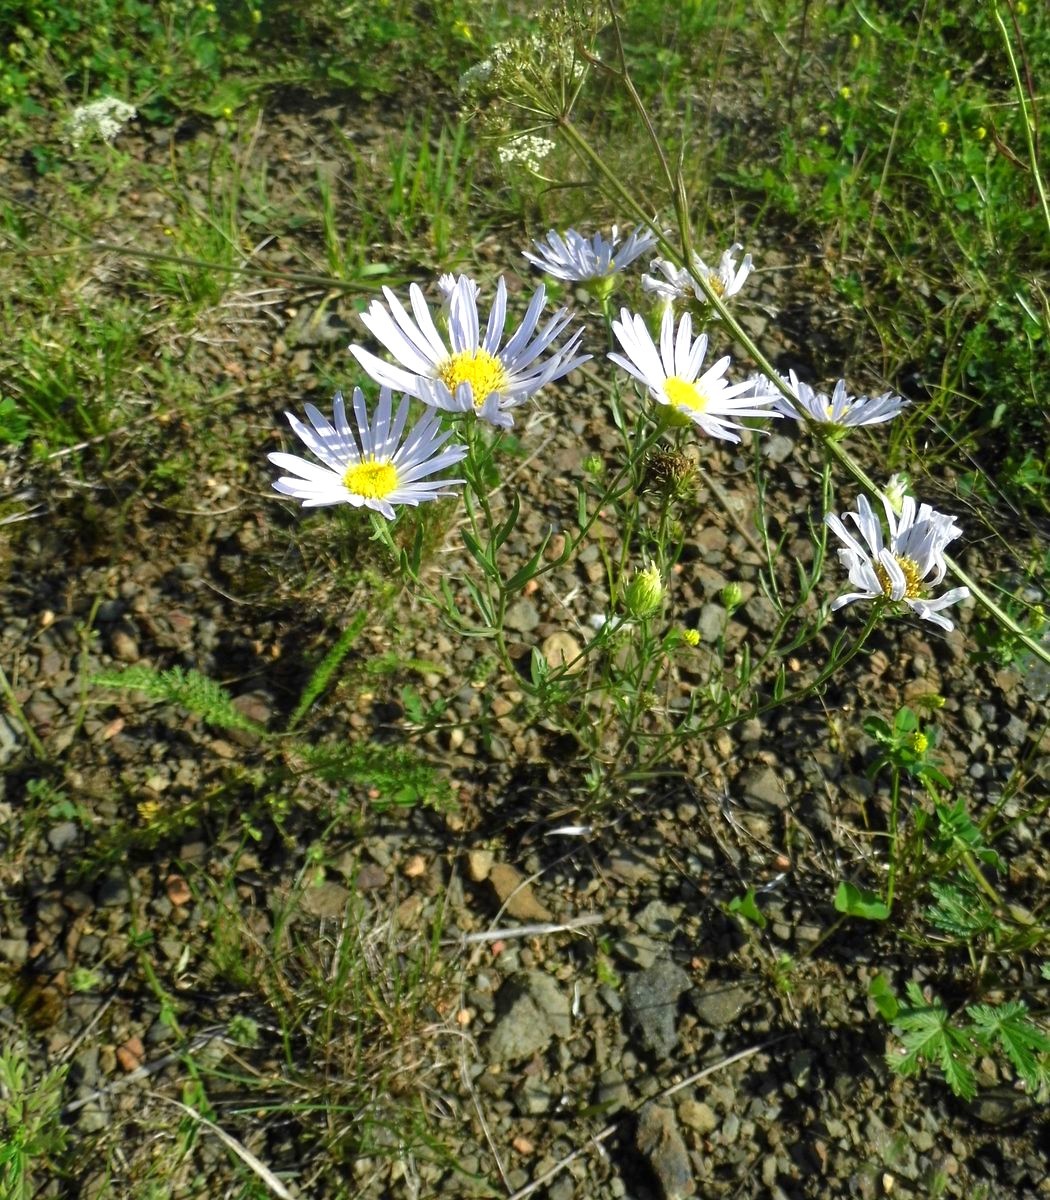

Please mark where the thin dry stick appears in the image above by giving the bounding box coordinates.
[148,1091,295,1200]
[446,914,603,947]
[505,1039,776,1200]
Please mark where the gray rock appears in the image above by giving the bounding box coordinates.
[47,821,79,852]
[636,1102,695,1199]
[624,959,691,1058]
[763,434,795,464]
[0,939,29,966]
[744,594,779,633]
[485,971,570,1064]
[0,714,23,765]
[615,933,663,970]
[95,872,131,907]
[698,603,726,642]
[635,900,680,937]
[739,764,788,810]
[76,1101,109,1133]
[1003,715,1027,745]
[692,984,752,1028]
[595,1067,630,1114]
[520,1077,554,1114]
[547,1178,575,1200]
[504,599,540,633]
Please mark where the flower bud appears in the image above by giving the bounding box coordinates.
[884,473,910,514]
[623,562,664,619]
[721,582,743,614]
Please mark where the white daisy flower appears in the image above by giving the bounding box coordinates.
[523,225,658,284]
[268,387,467,520]
[350,275,589,429]
[609,306,780,442]
[826,493,970,631]
[642,243,754,308]
[776,371,907,428]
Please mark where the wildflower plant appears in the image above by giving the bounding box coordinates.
[260,0,1048,837]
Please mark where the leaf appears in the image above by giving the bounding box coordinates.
[889,983,978,1099]
[863,715,892,742]
[869,973,899,1021]
[461,528,498,579]
[491,492,520,551]
[94,666,267,736]
[924,877,998,941]
[966,1001,1050,1091]
[727,889,767,929]
[288,610,368,731]
[505,529,554,591]
[834,881,890,921]
[893,706,919,734]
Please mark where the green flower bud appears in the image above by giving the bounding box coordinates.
[623,562,664,619]
[721,582,743,614]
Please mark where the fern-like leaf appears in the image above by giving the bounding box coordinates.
[94,666,267,736]
[966,1001,1050,1092]
[888,982,977,1099]
[925,877,999,941]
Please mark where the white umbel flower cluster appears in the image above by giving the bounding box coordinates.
[497,135,556,173]
[68,97,137,146]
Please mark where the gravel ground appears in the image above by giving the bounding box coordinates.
[1,99,1048,1200]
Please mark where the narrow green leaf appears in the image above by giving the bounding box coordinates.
[461,529,498,579]
[491,492,520,551]
[505,530,553,592]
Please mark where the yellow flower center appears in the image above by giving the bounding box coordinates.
[344,459,398,499]
[706,275,726,298]
[438,349,509,407]
[874,554,924,600]
[664,376,708,413]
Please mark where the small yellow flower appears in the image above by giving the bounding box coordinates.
[222,106,233,118]
[137,799,163,824]
[839,85,852,100]
[818,123,830,137]
[850,33,861,49]
[976,126,987,140]
[681,628,700,647]
[908,731,929,754]
[938,120,949,136]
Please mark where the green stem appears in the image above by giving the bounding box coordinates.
[993,4,1050,238]
[885,768,902,913]
[0,663,46,759]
